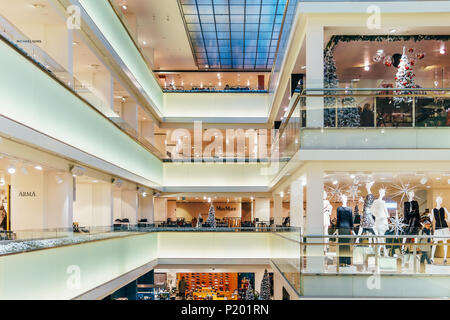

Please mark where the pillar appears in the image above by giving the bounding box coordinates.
[290,179,304,228]
[141,120,155,145]
[122,101,138,132]
[154,197,168,222]
[122,190,138,225]
[254,198,270,223]
[139,195,154,223]
[305,166,325,272]
[44,172,73,230]
[305,20,324,128]
[273,272,283,300]
[254,269,264,294]
[273,195,283,226]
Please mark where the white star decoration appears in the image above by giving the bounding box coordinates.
[326,184,345,202]
[347,185,360,202]
[389,212,408,235]
[390,181,420,204]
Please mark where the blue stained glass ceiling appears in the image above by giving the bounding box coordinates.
[178,0,288,70]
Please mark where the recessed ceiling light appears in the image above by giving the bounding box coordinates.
[122,5,128,10]
[389,28,397,33]
[142,40,147,45]
[8,165,16,175]
[364,65,370,71]
[35,165,43,171]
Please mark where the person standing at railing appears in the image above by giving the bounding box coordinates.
[418,217,432,270]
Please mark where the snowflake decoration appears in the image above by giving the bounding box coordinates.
[388,212,408,235]
[389,181,420,204]
[326,184,345,202]
[347,185,360,202]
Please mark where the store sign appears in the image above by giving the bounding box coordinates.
[18,191,37,197]
[216,205,237,211]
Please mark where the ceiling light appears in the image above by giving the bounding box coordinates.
[280,191,284,198]
[122,5,128,10]
[389,28,397,33]
[420,177,428,185]
[142,41,147,45]
[350,174,355,179]
[364,65,370,71]
[332,180,338,185]
[8,165,16,175]
[203,196,207,200]
[55,176,63,184]
[0,178,5,186]
[250,196,254,200]
[35,165,43,171]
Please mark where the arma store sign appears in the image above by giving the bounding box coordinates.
[18,191,37,197]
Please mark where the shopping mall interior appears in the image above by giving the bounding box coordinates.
[0,0,449,301]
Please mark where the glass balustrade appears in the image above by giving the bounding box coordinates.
[0,224,301,256]
[271,233,450,298]
[0,13,162,159]
[269,87,450,175]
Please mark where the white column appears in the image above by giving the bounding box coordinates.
[254,198,270,223]
[139,195,154,223]
[92,184,113,227]
[254,269,265,294]
[44,172,73,230]
[273,195,283,226]
[141,120,155,145]
[305,20,324,128]
[122,102,138,132]
[122,189,138,225]
[273,272,283,300]
[67,29,74,88]
[290,180,304,228]
[305,167,325,272]
[154,198,168,222]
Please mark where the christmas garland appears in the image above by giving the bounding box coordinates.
[325,34,450,52]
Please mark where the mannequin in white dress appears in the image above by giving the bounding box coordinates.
[430,196,450,264]
[323,191,333,242]
[371,188,390,256]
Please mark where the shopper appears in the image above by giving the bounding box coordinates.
[418,217,433,269]
[360,103,374,127]
[178,277,187,300]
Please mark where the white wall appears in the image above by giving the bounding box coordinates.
[254,198,270,222]
[10,168,45,231]
[44,172,73,229]
[73,183,112,227]
[121,190,138,224]
[163,93,269,121]
[154,197,168,222]
[138,195,154,222]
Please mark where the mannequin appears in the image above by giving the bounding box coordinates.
[323,191,333,240]
[430,196,450,264]
[404,191,420,234]
[371,188,390,256]
[357,181,376,243]
[402,191,420,249]
[336,195,354,266]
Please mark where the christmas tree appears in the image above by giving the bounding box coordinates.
[259,269,271,300]
[206,204,216,228]
[394,46,416,105]
[245,283,255,300]
[324,48,338,127]
[338,95,360,127]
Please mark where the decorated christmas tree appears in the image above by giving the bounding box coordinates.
[259,269,271,300]
[245,283,255,300]
[338,94,360,127]
[206,204,216,228]
[324,48,338,127]
[394,46,416,105]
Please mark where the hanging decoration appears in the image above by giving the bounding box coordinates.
[388,212,408,236]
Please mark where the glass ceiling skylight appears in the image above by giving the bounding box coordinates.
[179,0,287,70]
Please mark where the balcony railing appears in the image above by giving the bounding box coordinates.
[269,88,450,172]
[271,233,450,298]
[0,14,163,160]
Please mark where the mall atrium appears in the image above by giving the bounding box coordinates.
[0,0,449,301]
